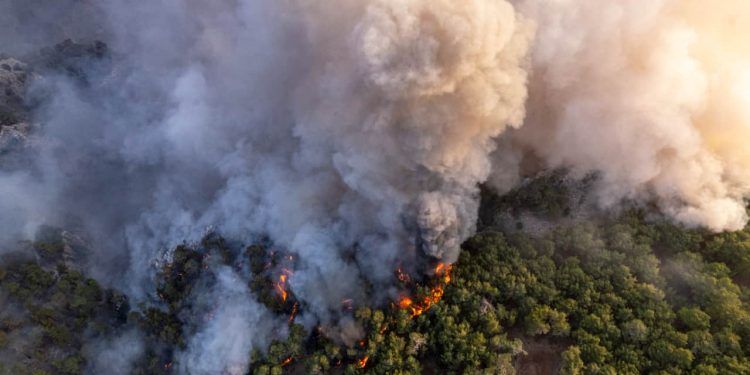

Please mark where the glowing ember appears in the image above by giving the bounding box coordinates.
[397,262,452,317]
[397,296,413,309]
[288,302,298,323]
[280,357,293,367]
[357,355,369,369]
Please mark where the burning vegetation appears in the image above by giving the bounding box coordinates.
[245,244,301,323]
[274,268,293,302]
[245,243,460,372]
[288,302,298,323]
[396,262,453,318]
[357,355,369,369]
[259,244,455,327]
[279,357,293,367]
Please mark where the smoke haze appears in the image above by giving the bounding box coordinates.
[1,0,750,372]
[501,0,750,231]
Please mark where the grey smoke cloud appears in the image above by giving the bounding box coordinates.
[0,0,107,56]
[177,267,279,375]
[84,329,144,375]
[2,0,750,372]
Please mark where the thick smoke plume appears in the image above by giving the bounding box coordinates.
[499,0,750,231]
[2,0,750,372]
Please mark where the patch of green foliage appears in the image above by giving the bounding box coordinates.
[0,260,129,375]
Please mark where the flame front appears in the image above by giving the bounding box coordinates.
[280,357,293,367]
[397,263,452,318]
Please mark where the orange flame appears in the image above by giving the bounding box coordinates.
[397,263,452,318]
[280,357,293,367]
[357,355,369,369]
[435,263,446,274]
[397,296,413,309]
[275,282,288,301]
[275,269,294,302]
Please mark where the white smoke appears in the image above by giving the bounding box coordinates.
[289,0,532,263]
[107,0,533,309]
[497,0,750,231]
[84,329,144,375]
[177,267,278,375]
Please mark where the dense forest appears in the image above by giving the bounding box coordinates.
[2,175,749,374]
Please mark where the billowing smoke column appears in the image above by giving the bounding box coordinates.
[498,0,750,231]
[292,0,532,263]
[107,0,532,293]
[2,0,750,372]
